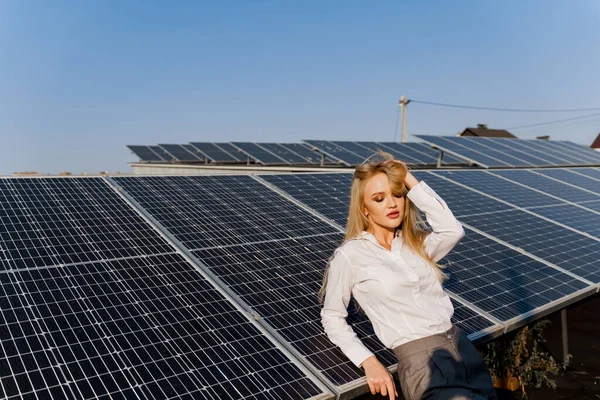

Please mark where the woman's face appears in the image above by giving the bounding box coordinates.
[363,172,405,232]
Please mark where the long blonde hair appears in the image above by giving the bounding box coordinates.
[318,152,448,304]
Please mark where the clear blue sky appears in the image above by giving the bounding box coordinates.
[1,1,599,174]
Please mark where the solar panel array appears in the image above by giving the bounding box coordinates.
[0,177,331,400]
[4,167,600,399]
[415,135,600,168]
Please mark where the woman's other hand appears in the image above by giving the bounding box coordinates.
[361,356,398,400]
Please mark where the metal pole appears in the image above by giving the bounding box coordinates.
[561,308,569,368]
[399,95,411,143]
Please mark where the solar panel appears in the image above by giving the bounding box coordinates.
[414,136,512,167]
[302,140,364,166]
[277,143,326,165]
[376,142,439,165]
[157,144,202,162]
[488,139,575,165]
[329,142,376,160]
[256,143,316,164]
[525,204,600,238]
[489,170,600,203]
[547,141,600,164]
[415,136,600,168]
[567,167,600,181]
[410,172,515,217]
[431,170,564,209]
[507,140,581,165]
[258,173,352,226]
[460,137,554,167]
[459,209,600,283]
[189,142,243,162]
[127,145,166,162]
[0,177,331,400]
[407,142,465,165]
[230,142,290,165]
[535,168,600,193]
[214,143,246,161]
[441,229,592,322]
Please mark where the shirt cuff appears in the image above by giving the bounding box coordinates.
[348,346,376,369]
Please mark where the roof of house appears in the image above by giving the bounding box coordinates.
[460,124,517,138]
[591,133,600,149]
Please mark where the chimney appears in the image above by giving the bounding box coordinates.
[477,124,488,129]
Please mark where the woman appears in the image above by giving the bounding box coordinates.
[319,153,497,400]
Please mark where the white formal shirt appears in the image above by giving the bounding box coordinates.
[320,181,465,368]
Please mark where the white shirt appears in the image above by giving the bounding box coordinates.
[320,181,465,368]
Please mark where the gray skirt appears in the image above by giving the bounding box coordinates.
[393,325,498,400]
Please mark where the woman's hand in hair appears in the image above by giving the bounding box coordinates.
[361,356,398,400]
[404,170,419,190]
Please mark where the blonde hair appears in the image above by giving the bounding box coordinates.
[318,152,448,304]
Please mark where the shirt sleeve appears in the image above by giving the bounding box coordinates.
[320,249,375,368]
[406,180,465,262]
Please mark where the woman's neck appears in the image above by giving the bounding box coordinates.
[366,226,396,249]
